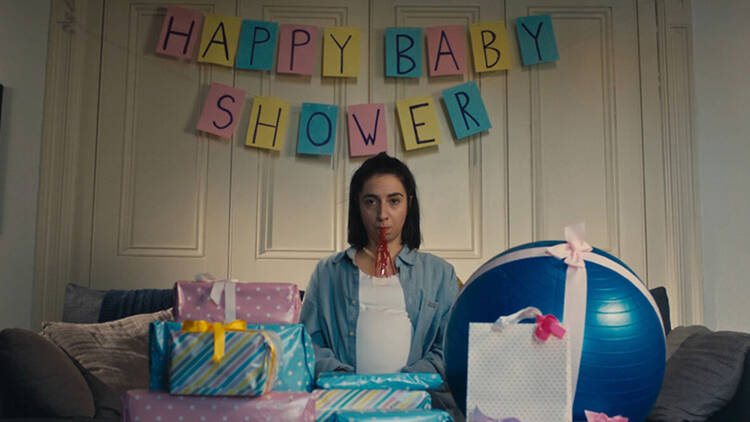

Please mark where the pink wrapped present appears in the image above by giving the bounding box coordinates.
[122,389,315,422]
[174,280,301,324]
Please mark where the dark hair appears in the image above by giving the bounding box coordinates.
[347,152,421,249]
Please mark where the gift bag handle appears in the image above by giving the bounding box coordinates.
[493,306,566,342]
[492,306,542,330]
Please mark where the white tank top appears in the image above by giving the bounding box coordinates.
[355,270,413,373]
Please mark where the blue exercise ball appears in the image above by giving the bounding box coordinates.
[445,240,666,422]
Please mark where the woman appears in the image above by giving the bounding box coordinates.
[299,152,458,376]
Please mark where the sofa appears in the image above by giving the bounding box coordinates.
[0,284,748,422]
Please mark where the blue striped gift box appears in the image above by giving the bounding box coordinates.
[169,330,277,396]
[313,389,432,422]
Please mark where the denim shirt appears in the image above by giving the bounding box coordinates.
[299,245,458,377]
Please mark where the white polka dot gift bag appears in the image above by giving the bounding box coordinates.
[466,306,572,422]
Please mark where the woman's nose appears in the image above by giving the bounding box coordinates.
[377,205,387,220]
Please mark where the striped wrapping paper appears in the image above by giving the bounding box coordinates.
[314,389,431,422]
[169,330,278,396]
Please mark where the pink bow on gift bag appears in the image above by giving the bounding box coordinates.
[534,313,567,341]
[469,406,520,422]
[584,410,629,422]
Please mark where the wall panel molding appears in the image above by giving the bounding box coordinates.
[33,0,103,327]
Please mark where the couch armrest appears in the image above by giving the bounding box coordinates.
[708,348,750,421]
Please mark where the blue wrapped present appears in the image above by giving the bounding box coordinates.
[149,321,315,392]
[316,372,443,391]
[333,410,453,421]
[314,389,432,422]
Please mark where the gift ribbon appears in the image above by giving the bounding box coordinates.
[584,410,629,422]
[535,314,567,341]
[493,306,566,342]
[209,281,237,322]
[181,319,247,363]
[469,406,520,422]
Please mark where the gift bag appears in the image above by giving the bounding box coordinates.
[466,306,572,422]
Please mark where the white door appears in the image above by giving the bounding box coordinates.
[370,0,507,280]
[228,0,370,286]
[506,0,647,277]
[91,0,235,289]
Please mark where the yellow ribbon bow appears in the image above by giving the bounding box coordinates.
[181,319,248,363]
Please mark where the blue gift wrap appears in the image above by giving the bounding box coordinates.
[333,410,453,421]
[149,321,315,392]
[316,372,443,391]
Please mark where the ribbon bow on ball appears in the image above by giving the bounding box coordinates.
[584,410,629,422]
[547,223,592,268]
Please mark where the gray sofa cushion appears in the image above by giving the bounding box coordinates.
[0,329,95,417]
[40,309,172,416]
[648,328,750,421]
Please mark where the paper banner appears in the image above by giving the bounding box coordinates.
[236,20,278,71]
[245,96,290,151]
[397,96,440,150]
[297,103,339,155]
[323,27,360,78]
[516,15,559,66]
[469,21,511,72]
[426,25,467,76]
[277,24,318,75]
[196,83,246,139]
[442,81,491,139]
[347,104,387,157]
[197,14,242,67]
[156,7,204,60]
[385,27,423,78]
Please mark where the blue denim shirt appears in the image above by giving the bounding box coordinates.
[300,245,458,377]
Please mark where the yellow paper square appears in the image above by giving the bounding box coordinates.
[197,14,242,67]
[396,96,441,151]
[323,27,360,77]
[469,21,511,72]
[245,96,290,151]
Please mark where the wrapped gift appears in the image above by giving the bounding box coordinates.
[466,306,572,422]
[150,321,315,392]
[316,372,443,391]
[174,280,301,324]
[314,389,431,422]
[169,320,280,396]
[334,410,453,421]
[122,389,315,422]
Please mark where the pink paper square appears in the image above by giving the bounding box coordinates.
[426,25,467,76]
[156,7,204,60]
[277,24,318,75]
[196,83,246,139]
[347,104,388,157]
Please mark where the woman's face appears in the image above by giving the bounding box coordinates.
[358,173,409,247]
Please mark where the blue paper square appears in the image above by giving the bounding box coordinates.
[516,15,559,66]
[442,81,491,139]
[236,20,278,71]
[385,27,423,78]
[297,103,339,155]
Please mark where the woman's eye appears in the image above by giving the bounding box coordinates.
[363,199,375,206]
[390,198,401,205]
